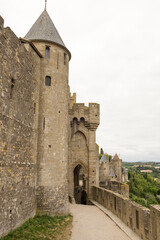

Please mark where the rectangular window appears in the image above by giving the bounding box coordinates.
[114,197,116,210]
[43,117,45,130]
[45,46,50,59]
[34,103,36,114]
[64,53,67,65]
[45,76,51,86]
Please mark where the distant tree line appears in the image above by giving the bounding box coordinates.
[128,170,160,207]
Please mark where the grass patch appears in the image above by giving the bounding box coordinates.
[0,214,73,240]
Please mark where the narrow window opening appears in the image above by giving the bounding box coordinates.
[45,76,51,86]
[10,78,15,98]
[34,103,36,114]
[9,210,12,214]
[43,117,45,130]
[45,46,50,59]
[136,210,139,229]
[49,145,51,148]
[64,53,67,65]
[78,140,81,148]
[114,197,117,210]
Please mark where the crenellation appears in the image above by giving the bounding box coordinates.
[92,186,160,240]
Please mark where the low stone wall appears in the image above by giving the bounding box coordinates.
[92,186,160,240]
[100,180,129,198]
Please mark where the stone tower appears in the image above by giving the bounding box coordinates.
[68,102,100,203]
[25,10,71,215]
[111,154,122,182]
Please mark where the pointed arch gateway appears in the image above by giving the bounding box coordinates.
[74,164,87,204]
[70,130,89,204]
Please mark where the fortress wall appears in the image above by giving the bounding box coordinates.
[0,17,40,237]
[105,180,129,198]
[92,186,160,240]
[150,205,160,240]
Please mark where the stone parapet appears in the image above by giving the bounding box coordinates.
[150,205,160,240]
[100,180,129,198]
[92,186,160,240]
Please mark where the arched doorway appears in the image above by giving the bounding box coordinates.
[74,164,87,204]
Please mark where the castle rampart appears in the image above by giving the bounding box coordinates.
[92,186,160,240]
[0,16,40,237]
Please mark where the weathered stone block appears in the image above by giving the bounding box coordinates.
[0,16,4,29]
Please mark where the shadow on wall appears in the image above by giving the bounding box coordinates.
[73,164,87,205]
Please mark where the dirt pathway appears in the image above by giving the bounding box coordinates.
[70,204,131,240]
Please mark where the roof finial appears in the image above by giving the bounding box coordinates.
[45,0,47,10]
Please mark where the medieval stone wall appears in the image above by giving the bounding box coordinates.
[92,186,160,240]
[0,17,40,237]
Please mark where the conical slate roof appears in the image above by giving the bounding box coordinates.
[25,10,65,48]
[113,153,120,161]
[100,154,109,163]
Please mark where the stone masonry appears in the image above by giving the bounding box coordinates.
[0,16,40,236]
[0,9,100,237]
[68,102,100,203]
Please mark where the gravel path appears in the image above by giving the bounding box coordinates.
[70,204,131,240]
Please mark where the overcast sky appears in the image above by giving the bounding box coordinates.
[1,0,160,162]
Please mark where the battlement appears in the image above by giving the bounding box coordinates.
[70,92,76,98]
[70,92,76,109]
[69,102,100,130]
[92,186,160,240]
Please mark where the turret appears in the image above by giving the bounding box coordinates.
[111,154,122,181]
[25,9,71,215]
